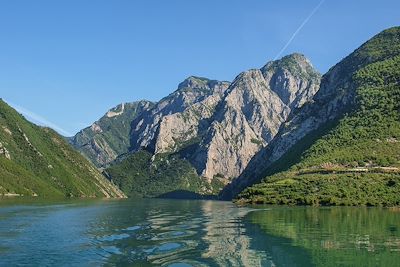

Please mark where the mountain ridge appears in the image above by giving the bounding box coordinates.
[0,99,126,198]
[70,100,154,168]
[234,26,400,205]
[67,27,400,204]
[72,53,321,197]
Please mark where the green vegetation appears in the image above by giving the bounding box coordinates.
[240,173,400,206]
[71,101,153,167]
[106,150,210,197]
[250,138,263,146]
[238,27,400,206]
[0,100,123,198]
[210,175,226,194]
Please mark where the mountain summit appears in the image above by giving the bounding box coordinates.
[72,54,321,197]
[232,26,400,205]
[5,27,399,205]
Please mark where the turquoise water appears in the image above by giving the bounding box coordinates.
[0,199,399,266]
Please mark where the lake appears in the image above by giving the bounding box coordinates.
[0,199,399,266]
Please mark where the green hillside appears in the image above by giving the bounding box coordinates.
[105,150,214,198]
[0,100,125,198]
[238,27,400,206]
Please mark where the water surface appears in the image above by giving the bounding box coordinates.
[0,199,399,266]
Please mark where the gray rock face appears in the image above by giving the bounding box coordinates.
[153,86,227,154]
[129,76,230,152]
[125,54,320,185]
[220,51,366,199]
[192,69,289,183]
[70,100,153,168]
[73,54,321,193]
[262,53,320,109]
[190,54,321,183]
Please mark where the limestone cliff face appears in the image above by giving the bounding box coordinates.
[220,44,381,199]
[73,54,321,195]
[192,70,289,183]
[129,76,230,152]
[70,100,153,168]
[126,54,320,185]
[191,54,321,183]
[128,54,321,185]
[153,86,227,154]
[262,53,320,109]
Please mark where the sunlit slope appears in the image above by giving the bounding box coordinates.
[238,27,400,206]
[0,100,125,198]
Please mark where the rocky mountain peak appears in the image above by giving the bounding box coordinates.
[106,103,126,118]
[70,100,154,167]
[178,76,230,91]
[154,77,230,114]
[75,53,322,194]
[260,53,321,109]
[178,76,211,90]
[191,67,291,183]
[262,53,316,75]
[221,27,400,200]
[72,54,321,195]
[129,77,230,153]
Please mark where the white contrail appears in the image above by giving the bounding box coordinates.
[6,100,73,137]
[273,0,325,60]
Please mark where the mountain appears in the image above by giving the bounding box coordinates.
[129,76,231,154]
[75,56,320,197]
[191,54,320,183]
[69,27,400,204]
[0,99,125,198]
[70,100,153,168]
[105,76,232,197]
[233,27,400,206]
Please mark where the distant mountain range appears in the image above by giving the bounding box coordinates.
[68,26,400,205]
[70,52,321,197]
[1,26,399,205]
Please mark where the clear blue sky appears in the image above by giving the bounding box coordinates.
[0,0,399,136]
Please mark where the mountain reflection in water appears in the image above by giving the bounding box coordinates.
[0,199,399,266]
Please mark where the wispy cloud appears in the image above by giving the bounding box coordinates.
[6,100,73,137]
[274,0,325,60]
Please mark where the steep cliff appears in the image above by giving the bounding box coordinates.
[129,76,230,153]
[191,54,320,184]
[101,55,320,197]
[70,100,153,168]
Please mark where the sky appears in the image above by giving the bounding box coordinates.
[0,0,399,136]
